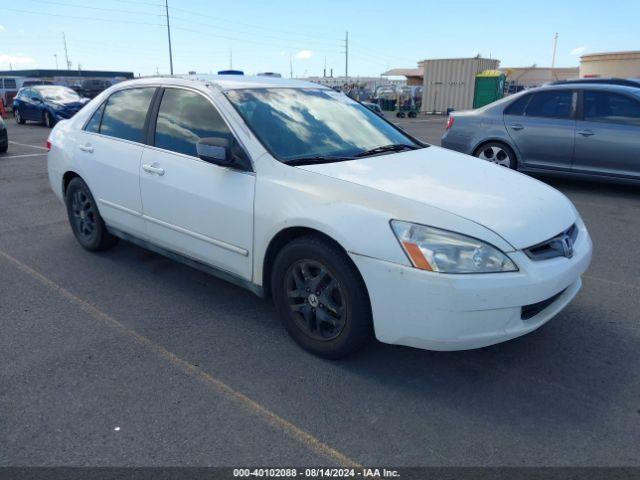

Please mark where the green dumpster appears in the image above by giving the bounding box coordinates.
[473,70,506,109]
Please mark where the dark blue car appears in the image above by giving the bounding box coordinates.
[13,85,89,128]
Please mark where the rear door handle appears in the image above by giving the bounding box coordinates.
[578,130,595,137]
[142,163,165,176]
[510,124,524,131]
[79,144,94,153]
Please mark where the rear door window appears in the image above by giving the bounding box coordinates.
[99,88,155,143]
[583,90,640,126]
[153,88,232,157]
[525,91,573,119]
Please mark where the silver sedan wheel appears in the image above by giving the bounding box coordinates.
[476,145,512,168]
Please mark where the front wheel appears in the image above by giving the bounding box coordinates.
[44,110,56,128]
[474,142,517,169]
[271,236,372,359]
[65,177,118,251]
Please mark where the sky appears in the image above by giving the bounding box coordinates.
[0,0,638,78]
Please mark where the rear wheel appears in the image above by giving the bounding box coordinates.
[14,109,25,125]
[271,235,372,359]
[474,142,517,169]
[65,177,118,251]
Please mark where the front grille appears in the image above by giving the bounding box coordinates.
[521,289,566,320]
[524,224,578,261]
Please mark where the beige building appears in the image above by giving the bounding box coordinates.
[580,51,640,78]
[381,67,424,86]
[500,67,579,88]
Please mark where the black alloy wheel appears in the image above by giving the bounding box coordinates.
[271,235,372,359]
[285,259,347,341]
[65,177,118,251]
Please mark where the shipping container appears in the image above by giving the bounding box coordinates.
[420,57,499,113]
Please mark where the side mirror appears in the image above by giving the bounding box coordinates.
[197,137,231,165]
[196,137,251,171]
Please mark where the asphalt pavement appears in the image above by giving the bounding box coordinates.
[1,117,639,467]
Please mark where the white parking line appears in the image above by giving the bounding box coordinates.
[1,153,48,159]
[8,141,48,151]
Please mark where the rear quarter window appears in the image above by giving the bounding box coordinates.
[504,94,531,116]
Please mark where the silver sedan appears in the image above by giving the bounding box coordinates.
[441,83,640,182]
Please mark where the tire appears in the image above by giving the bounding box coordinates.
[43,110,56,128]
[271,235,372,359]
[14,109,25,125]
[473,141,517,169]
[408,111,417,118]
[0,142,7,153]
[65,177,118,251]
[396,112,406,118]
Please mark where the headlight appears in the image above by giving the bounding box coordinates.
[390,220,517,273]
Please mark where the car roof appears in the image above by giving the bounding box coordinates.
[548,78,640,87]
[531,83,640,94]
[111,75,328,92]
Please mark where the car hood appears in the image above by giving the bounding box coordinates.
[295,146,576,250]
[47,99,88,109]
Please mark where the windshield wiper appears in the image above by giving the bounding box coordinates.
[286,155,356,166]
[354,143,420,158]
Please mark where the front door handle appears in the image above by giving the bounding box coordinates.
[510,124,524,131]
[79,144,94,153]
[142,163,165,176]
[578,130,595,137]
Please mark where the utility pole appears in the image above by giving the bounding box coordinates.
[53,54,58,69]
[229,48,233,69]
[289,54,293,79]
[62,32,71,70]
[551,32,558,68]
[165,0,174,75]
[343,31,349,79]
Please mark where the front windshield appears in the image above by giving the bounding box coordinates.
[36,86,81,102]
[225,88,419,162]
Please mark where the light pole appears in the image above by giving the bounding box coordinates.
[165,0,174,75]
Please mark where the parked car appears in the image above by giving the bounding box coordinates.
[47,76,592,358]
[0,116,7,153]
[362,101,384,116]
[0,77,18,109]
[442,84,640,182]
[71,79,113,99]
[13,85,89,127]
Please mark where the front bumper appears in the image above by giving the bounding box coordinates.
[350,225,592,351]
[53,109,80,120]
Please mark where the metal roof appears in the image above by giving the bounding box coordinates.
[0,69,134,78]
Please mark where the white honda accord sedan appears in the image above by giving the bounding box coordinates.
[46,75,592,358]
